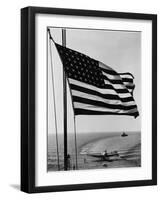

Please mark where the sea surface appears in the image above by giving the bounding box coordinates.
[48,131,141,171]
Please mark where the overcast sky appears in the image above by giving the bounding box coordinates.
[48,27,141,134]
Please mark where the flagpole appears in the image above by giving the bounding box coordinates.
[73,116,78,169]
[62,29,68,170]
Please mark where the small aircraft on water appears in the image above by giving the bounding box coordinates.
[87,150,119,161]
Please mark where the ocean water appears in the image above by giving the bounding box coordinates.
[48,131,141,171]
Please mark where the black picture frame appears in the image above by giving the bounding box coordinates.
[21,6,157,193]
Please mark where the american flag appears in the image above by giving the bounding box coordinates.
[55,43,139,118]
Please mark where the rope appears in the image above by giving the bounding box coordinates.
[48,30,60,170]
[47,28,56,44]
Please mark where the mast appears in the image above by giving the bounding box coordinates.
[62,29,68,170]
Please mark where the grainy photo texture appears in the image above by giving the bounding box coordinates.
[47,27,141,172]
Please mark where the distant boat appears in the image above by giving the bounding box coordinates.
[121,132,128,137]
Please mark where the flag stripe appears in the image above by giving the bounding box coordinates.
[71,90,136,106]
[74,102,138,113]
[103,74,134,87]
[104,80,134,90]
[103,71,134,86]
[121,78,133,83]
[74,108,139,117]
[104,79,135,89]
[103,75,124,84]
[70,83,134,103]
[69,79,135,102]
[69,78,131,97]
[102,84,129,93]
[73,96,137,110]
[125,85,135,89]
[119,73,134,79]
[102,71,123,81]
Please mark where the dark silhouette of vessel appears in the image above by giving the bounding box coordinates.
[121,132,128,137]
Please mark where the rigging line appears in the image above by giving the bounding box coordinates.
[73,115,78,169]
[48,30,60,170]
[47,28,56,44]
